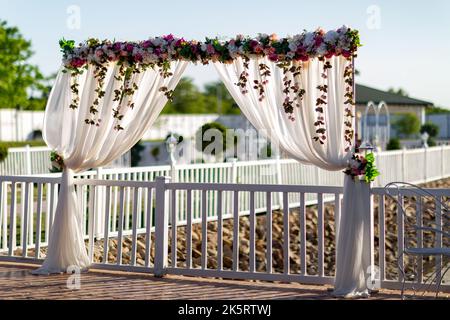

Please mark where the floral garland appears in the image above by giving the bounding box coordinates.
[50,151,64,173]
[59,26,360,148]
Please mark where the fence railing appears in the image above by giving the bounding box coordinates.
[0,145,131,176]
[0,176,448,292]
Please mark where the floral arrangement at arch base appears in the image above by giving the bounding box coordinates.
[50,151,64,173]
[344,152,380,183]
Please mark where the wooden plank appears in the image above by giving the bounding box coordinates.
[379,194,386,281]
[8,182,16,256]
[34,183,43,259]
[232,190,239,272]
[201,190,208,270]
[102,186,111,264]
[266,192,272,273]
[144,188,153,267]
[299,192,307,275]
[130,187,139,266]
[249,191,256,273]
[171,189,177,268]
[283,192,290,274]
[317,193,324,277]
[117,187,125,265]
[217,191,223,271]
[186,189,192,269]
[21,182,30,257]
[88,185,96,263]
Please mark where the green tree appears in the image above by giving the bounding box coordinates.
[426,106,450,115]
[203,81,241,115]
[0,20,50,110]
[394,113,420,138]
[388,87,409,97]
[162,77,208,114]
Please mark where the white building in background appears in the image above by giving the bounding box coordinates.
[0,109,45,141]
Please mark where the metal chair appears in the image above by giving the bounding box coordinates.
[384,182,450,299]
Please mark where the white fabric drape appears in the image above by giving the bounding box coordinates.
[214,56,370,297]
[333,176,372,298]
[214,56,351,171]
[33,61,188,274]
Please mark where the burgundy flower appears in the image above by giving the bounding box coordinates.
[268,53,278,61]
[142,40,152,48]
[126,44,134,52]
[134,53,143,62]
[164,34,174,42]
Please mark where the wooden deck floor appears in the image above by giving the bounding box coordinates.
[0,262,444,300]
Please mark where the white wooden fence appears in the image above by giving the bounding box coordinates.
[0,175,448,292]
[0,145,131,175]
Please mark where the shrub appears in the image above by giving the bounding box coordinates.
[427,137,437,147]
[130,140,145,166]
[420,122,439,138]
[196,122,235,156]
[150,146,160,160]
[0,145,8,162]
[394,113,420,138]
[386,138,401,150]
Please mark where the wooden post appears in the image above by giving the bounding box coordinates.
[154,176,170,277]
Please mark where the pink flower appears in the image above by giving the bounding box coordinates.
[133,53,143,62]
[253,45,263,54]
[95,49,103,57]
[175,38,185,47]
[70,58,86,68]
[206,43,215,55]
[342,50,351,58]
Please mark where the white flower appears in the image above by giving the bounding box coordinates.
[200,43,207,52]
[316,43,328,56]
[288,40,298,52]
[303,32,315,48]
[324,30,339,44]
[152,38,163,47]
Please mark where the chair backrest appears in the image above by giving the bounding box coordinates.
[383,182,450,250]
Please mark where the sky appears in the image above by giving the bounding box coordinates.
[2,0,450,107]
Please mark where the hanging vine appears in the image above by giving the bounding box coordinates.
[343,59,355,152]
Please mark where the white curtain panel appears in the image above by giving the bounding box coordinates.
[214,56,351,170]
[214,56,371,297]
[32,61,188,274]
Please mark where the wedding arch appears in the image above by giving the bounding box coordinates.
[34,26,376,298]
